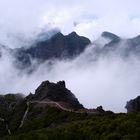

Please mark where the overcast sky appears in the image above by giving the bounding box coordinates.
[0,0,140,42]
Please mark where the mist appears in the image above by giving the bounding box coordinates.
[0,40,140,113]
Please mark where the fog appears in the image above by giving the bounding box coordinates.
[0,40,140,113]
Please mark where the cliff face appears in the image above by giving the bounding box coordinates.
[126,96,140,113]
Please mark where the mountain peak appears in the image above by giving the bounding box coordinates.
[32,80,84,109]
[101,31,120,40]
[68,31,78,36]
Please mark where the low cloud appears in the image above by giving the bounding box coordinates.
[0,42,140,113]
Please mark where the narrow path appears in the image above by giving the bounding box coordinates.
[19,102,29,128]
[30,101,98,114]
[19,100,98,129]
[30,101,73,112]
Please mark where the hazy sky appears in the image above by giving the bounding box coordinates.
[0,0,140,43]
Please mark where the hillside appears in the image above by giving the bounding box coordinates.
[0,80,139,139]
[0,81,106,137]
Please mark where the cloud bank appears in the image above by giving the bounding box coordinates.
[1,43,140,113]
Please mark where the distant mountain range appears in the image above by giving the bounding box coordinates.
[0,30,140,72]
[13,31,91,69]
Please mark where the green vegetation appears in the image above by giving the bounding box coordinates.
[0,110,140,140]
[9,100,27,132]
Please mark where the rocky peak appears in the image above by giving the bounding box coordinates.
[32,81,83,109]
[101,31,120,40]
[57,81,66,88]
[14,31,91,70]
[67,32,78,37]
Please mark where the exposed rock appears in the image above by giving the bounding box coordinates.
[125,96,140,113]
[96,106,105,113]
[32,80,84,109]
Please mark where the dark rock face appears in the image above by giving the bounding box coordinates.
[14,32,91,68]
[125,96,140,113]
[33,80,84,109]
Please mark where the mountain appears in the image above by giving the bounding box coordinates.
[13,31,91,69]
[1,31,140,71]
[101,31,120,39]
[0,80,112,137]
[27,80,84,109]
[96,32,140,56]
[101,31,121,48]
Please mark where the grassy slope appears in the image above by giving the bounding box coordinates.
[1,109,140,140]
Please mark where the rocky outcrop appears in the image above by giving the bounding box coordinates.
[125,96,140,113]
[32,81,84,109]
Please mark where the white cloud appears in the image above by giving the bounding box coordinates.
[0,0,140,46]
